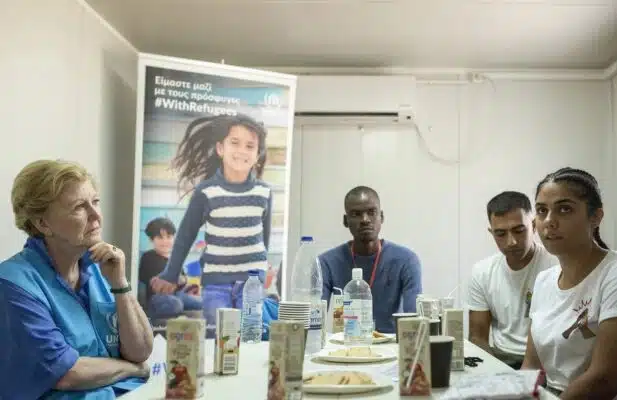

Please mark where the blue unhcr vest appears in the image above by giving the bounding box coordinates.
[0,238,144,399]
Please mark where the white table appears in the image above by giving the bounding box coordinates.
[122,337,558,399]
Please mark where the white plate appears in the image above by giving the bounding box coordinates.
[278,314,309,319]
[329,332,394,345]
[313,347,397,363]
[279,312,310,316]
[302,370,393,394]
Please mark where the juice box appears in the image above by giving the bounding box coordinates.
[214,308,241,375]
[398,317,431,396]
[330,292,344,333]
[267,321,306,400]
[166,317,206,399]
[442,308,465,371]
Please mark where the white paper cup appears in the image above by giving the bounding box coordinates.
[419,298,439,319]
[440,297,455,312]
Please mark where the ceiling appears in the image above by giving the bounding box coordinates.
[85,0,617,70]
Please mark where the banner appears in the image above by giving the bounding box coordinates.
[131,54,296,334]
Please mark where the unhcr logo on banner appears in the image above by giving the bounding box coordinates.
[262,92,282,116]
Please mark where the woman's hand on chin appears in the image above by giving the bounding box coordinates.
[89,242,128,288]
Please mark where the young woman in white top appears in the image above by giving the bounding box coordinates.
[521,167,617,399]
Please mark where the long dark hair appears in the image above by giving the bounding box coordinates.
[535,167,608,249]
[171,113,268,198]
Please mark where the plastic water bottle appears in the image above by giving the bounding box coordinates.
[289,236,323,355]
[343,268,373,347]
[241,270,263,344]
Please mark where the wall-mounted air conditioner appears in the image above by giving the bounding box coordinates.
[295,75,417,114]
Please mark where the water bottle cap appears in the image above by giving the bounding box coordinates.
[300,236,313,242]
[352,268,362,280]
[248,269,261,276]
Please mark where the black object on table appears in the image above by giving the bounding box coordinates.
[464,356,484,367]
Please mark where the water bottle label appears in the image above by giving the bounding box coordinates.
[245,302,262,317]
[343,299,373,339]
[309,306,322,331]
[253,304,262,316]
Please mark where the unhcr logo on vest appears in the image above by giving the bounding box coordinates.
[105,311,119,346]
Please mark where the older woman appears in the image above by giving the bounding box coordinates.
[0,160,153,399]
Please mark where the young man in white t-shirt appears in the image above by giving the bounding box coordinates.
[467,191,557,369]
[522,167,617,399]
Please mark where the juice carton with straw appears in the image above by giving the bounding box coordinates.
[398,317,431,396]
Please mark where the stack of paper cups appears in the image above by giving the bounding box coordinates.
[430,299,441,319]
[278,301,311,328]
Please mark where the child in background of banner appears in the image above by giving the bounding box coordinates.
[150,114,273,336]
[139,217,202,319]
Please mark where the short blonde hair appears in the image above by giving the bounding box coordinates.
[11,159,96,237]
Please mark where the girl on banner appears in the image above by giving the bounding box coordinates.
[150,113,275,335]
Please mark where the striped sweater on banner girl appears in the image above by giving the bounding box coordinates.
[161,168,272,286]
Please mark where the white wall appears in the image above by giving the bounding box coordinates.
[288,78,614,306]
[0,0,138,274]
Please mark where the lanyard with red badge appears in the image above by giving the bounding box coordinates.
[350,240,382,288]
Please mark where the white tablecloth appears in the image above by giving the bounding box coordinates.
[122,337,558,399]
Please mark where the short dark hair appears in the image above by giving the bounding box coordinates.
[486,191,532,220]
[144,217,176,239]
[344,186,380,207]
[536,167,607,249]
